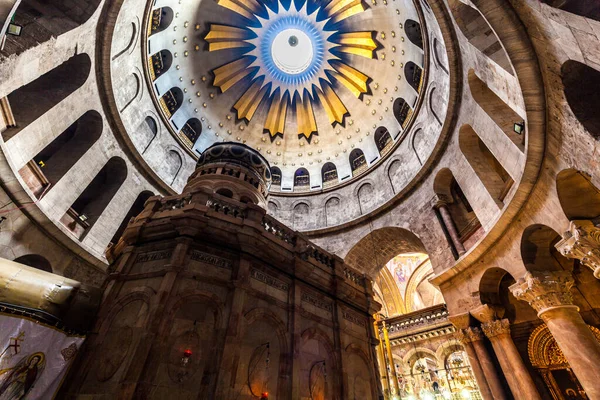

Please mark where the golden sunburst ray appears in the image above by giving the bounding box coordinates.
[327,60,369,98]
[314,80,348,126]
[295,90,318,139]
[264,88,289,137]
[204,25,256,51]
[234,77,270,121]
[323,0,366,23]
[216,0,263,20]
[331,32,378,58]
[213,56,258,93]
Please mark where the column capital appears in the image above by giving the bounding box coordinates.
[470,304,504,323]
[556,220,600,279]
[455,327,484,344]
[509,271,578,315]
[431,193,450,209]
[481,319,511,339]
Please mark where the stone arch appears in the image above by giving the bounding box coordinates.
[405,19,423,50]
[428,85,443,125]
[345,343,376,400]
[541,0,599,21]
[242,308,290,399]
[561,60,600,139]
[149,49,173,81]
[109,190,154,247]
[149,7,174,36]
[386,158,402,194]
[20,110,103,198]
[446,0,512,73]
[521,224,572,273]
[478,267,537,323]
[64,156,128,238]
[556,169,600,221]
[161,87,184,118]
[402,347,439,371]
[411,128,426,165]
[393,97,412,129]
[404,259,442,312]
[165,148,183,185]
[344,227,427,278]
[468,69,524,151]
[3,53,91,141]
[349,148,367,176]
[404,61,424,93]
[324,196,342,227]
[375,265,406,316]
[458,124,513,205]
[13,254,52,273]
[294,167,310,190]
[374,127,392,155]
[435,340,465,370]
[136,112,160,154]
[293,201,310,230]
[433,168,481,247]
[300,327,339,399]
[112,19,139,60]
[267,201,278,214]
[2,0,102,56]
[432,37,449,75]
[357,182,376,215]
[118,71,142,113]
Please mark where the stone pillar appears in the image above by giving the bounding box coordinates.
[374,320,390,396]
[472,305,541,400]
[432,194,465,256]
[555,220,600,279]
[510,270,600,399]
[382,321,400,396]
[456,327,507,400]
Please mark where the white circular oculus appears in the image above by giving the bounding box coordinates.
[270,28,313,75]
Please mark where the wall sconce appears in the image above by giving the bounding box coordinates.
[513,121,525,135]
[181,348,192,366]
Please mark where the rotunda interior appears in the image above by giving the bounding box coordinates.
[0,0,600,399]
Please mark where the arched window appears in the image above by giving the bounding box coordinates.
[216,188,233,198]
[468,70,524,151]
[1,0,102,56]
[404,62,424,93]
[160,87,184,118]
[541,0,599,21]
[18,110,103,198]
[374,127,393,155]
[61,157,128,239]
[179,118,202,149]
[458,125,513,205]
[447,0,512,74]
[164,150,183,185]
[3,53,91,141]
[13,254,52,273]
[321,162,338,188]
[556,169,600,221]
[405,19,423,50]
[433,169,482,257]
[149,7,174,35]
[109,190,154,247]
[271,167,282,186]
[349,149,367,176]
[149,50,173,81]
[561,61,600,140]
[140,116,159,153]
[393,98,413,129]
[293,202,310,230]
[294,168,310,191]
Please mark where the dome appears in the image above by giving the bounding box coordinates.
[197,142,272,185]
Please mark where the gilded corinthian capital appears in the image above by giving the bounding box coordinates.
[555,220,600,279]
[481,319,511,339]
[509,271,577,315]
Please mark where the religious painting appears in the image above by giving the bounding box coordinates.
[0,313,84,399]
[385,253,428,299]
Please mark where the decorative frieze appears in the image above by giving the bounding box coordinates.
[509,271,576,314]
[343,309,365,327]
[555,220,600,279]
[135,250,172,263]
[481,319,511,339]
[250,268,289,292]
[190,250,232,269]
[301,291,333,312]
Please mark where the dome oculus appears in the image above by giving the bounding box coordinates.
[205,0,378,140]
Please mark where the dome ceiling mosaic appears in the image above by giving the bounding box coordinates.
[144,0,427,191]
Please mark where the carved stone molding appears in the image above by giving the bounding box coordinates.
[556,220,600,279]
[455,327,483,344]
[430,193,450,209]
[509,271,576,314]
[481,319,511,339]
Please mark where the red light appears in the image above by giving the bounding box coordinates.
[260,392,268,399]
[183,349,192,358]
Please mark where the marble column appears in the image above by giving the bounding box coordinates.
[432,194,465,256]
[457,327,508,400]
[555,220,600,279]
[510,270,600,399]
[472,305,541,400]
